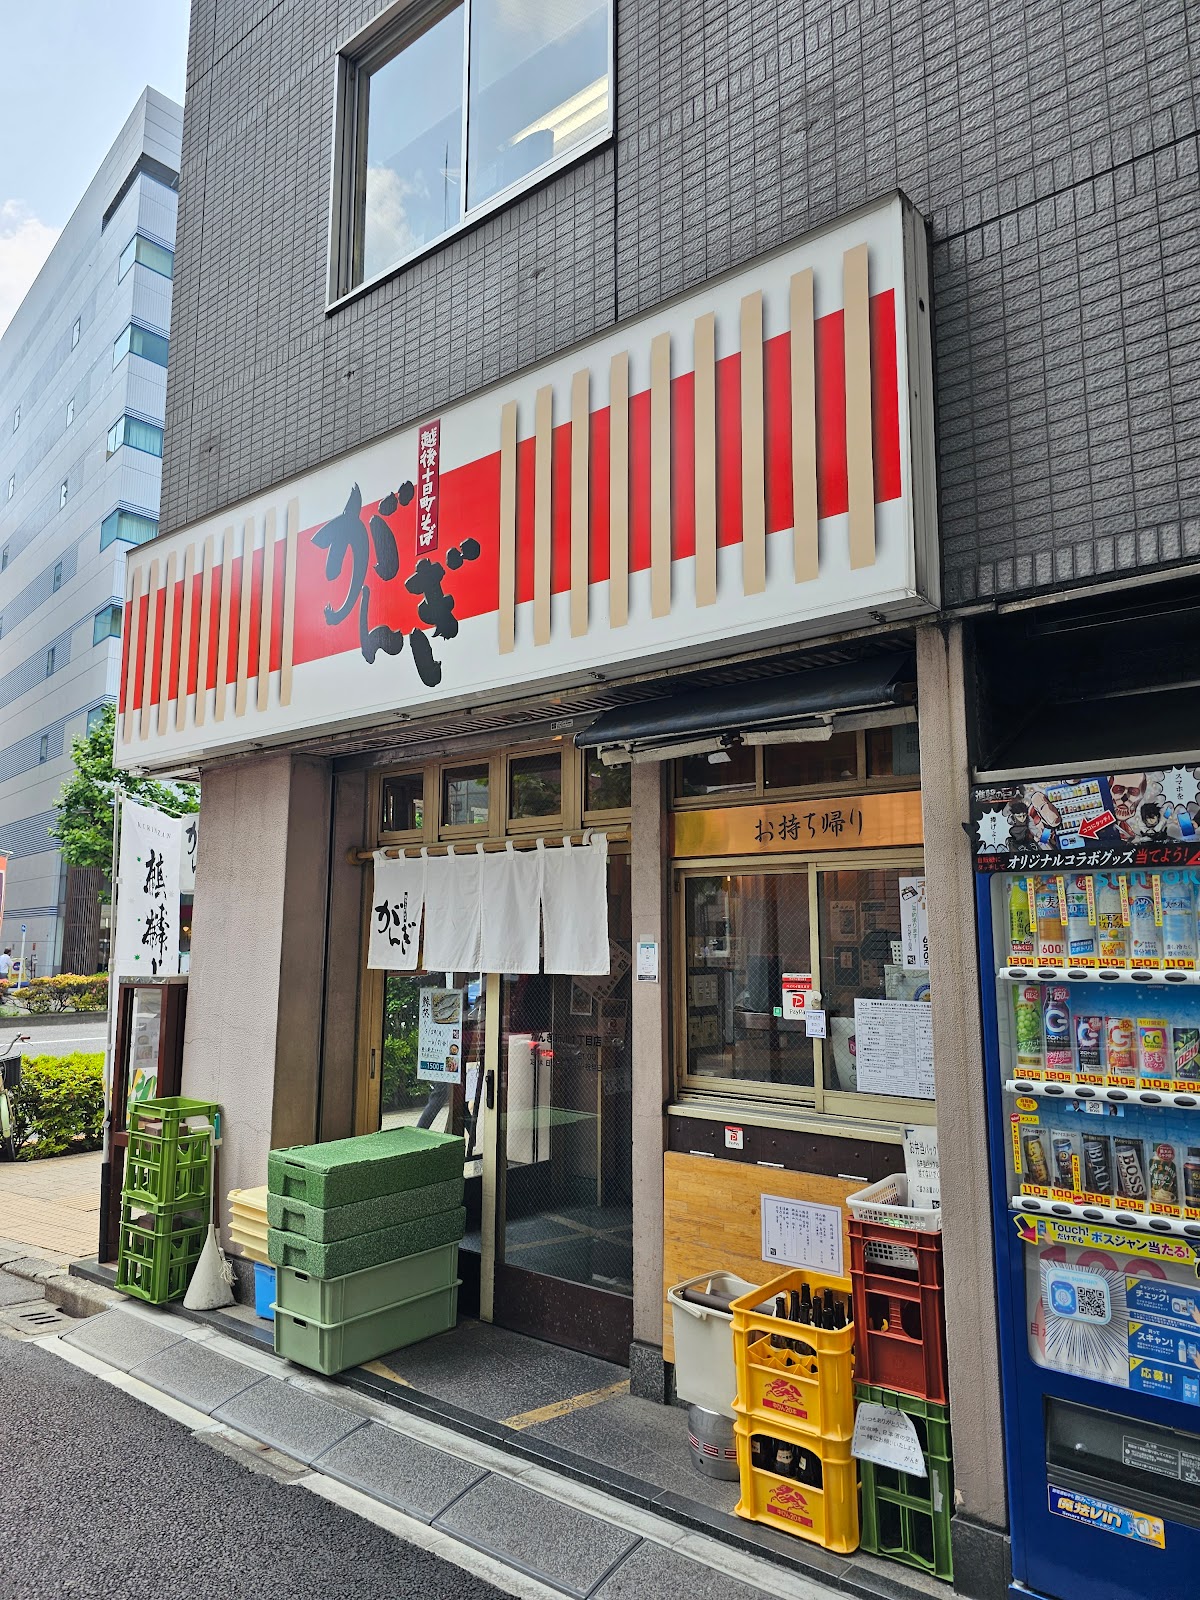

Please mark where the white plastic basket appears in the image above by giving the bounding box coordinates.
[667,1271,758,1418]
[846,1173,942,1233]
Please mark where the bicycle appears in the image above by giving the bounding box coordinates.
[0,1032,30,1162]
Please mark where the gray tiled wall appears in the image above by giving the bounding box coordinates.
[164,0,1200,606]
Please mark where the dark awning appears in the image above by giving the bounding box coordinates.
[575,653,913,749]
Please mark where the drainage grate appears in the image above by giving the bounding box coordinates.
[0,1300,76,1338]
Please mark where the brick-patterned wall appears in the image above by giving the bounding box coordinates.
[164,0,1200,607]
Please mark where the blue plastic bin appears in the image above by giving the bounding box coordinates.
[254,1261,277,1320]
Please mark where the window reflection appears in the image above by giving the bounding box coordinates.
[362,6,465,280]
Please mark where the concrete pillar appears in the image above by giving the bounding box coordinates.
[629,759,671,1397]
[181,753,332,1209]
[319,768,369,1142]
[916,621,1009,1596]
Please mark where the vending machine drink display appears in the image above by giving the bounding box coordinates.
[973,767,1200,1600]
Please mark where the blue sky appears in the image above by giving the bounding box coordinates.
[0,2,189,334]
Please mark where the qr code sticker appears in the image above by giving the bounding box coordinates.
[1075,1284,1108,1320]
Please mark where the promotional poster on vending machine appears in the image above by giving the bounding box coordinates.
[974,761,1200,1600]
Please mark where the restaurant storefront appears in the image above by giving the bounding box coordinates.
[114,192,946,1371]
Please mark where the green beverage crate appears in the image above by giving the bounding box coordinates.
[267,1206,466,1277]
[267,1176,464,1242]
[115,1203,209,1305]
[855,1383,954,1583]
[268,1127,463,1208]
[123,1125,212,1208]
[273,1281,460,1375]
[129,1098,219,1138]
[276,1242,459,1322]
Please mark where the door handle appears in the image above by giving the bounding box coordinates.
[485,1068,495,1111]
[370,1047,377,1081]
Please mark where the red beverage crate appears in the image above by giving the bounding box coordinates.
[849,1219,948,1404]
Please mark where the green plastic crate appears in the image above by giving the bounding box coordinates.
[276,1241,459,1322]
[267,1206,466,1277]
[266,1176,464,1242]
[129,1098,219,1137]
[123,1125,212,1208]
[273,1281,460,1375]
[115,1204,209,1305]
[268,1127,463,1208]
[855,1383,954,1583]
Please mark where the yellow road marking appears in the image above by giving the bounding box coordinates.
[362,1359,411,1385]
[502,1379,628,1432]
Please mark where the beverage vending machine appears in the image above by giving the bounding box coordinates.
[973,766,1200,1600]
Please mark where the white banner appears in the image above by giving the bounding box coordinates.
[180,813,199,895]
[368,850,425,970]
[114,800,182,978]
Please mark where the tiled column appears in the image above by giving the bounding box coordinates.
[917,620,1010,1599]
[181,753,332,1214]
[629,758,671,1398]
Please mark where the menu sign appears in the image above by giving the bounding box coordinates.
[417,988,463,1083]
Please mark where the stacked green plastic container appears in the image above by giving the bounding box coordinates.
[116,1098,218,1305]
[266,1126,466,1375]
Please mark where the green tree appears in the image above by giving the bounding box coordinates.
[50,703,199,872]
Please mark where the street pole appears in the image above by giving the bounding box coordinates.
[99,784,123,1261]
[17,925,26,991]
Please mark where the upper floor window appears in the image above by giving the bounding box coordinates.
[113,322,169,370]
[119,234,174,282]
[106,415,164,458]
[59,480,69,509]
[5,476,13,501]
[331,0,612,297]
[45,646,56,678]
[38,734,49,765]
[100,508,158,550]
[12,404,19,433]
[1,545,7,572]
[65,398,74,427]
[52,562,63,593]
[93,604,123,645]
[71,317,81,348]
[86,705,108,735]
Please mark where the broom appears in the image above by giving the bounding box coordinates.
[184,1110,235,1310]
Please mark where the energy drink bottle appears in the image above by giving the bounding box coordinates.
[1096,873,1130,968]
[1043,986,1073,1077]
[1009,877,1034,965]
[1105,1016,1136,1082]
[1033,877,1067,965]
[1160,871,1198,969]
[1064,874,1097,965]
[1013,984,1044,1074]
[1172,1026,1200,1084]
[1128,873,1161,968]
[1075,1015,1103,1079]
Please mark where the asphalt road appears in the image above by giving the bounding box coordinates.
[0,1338,507,1600]
[2,1016,107,1060]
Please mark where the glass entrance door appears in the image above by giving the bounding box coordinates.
[492,855,634,1362]
[366,857,633,1362]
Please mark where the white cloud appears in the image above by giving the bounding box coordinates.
[0,201,60,340]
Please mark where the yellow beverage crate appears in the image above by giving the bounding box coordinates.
[733,1415,859,1553]
[729,1271,855,1442]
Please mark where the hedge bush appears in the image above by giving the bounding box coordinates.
[9,1052,105,1159]
[14,974,108,1014]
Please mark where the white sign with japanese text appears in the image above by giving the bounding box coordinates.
[114,800,181,978]
[761,1195,844,1276]
[899,876,928,969]
[417,988,464,1083]
[781,972,813,1020]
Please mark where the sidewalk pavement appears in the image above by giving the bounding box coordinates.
[0,1147,103,1262]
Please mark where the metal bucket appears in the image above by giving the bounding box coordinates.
[686,1403,740,1481]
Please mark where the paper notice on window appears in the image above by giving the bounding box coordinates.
[761,1195,843,1277]
[903,1124,941,1208]
[852,1404,927,1477]
[853,998,935,1099]
[899,877,928,969]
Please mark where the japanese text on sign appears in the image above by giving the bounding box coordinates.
[416,419,441,552]
[761,1195,844,1276]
